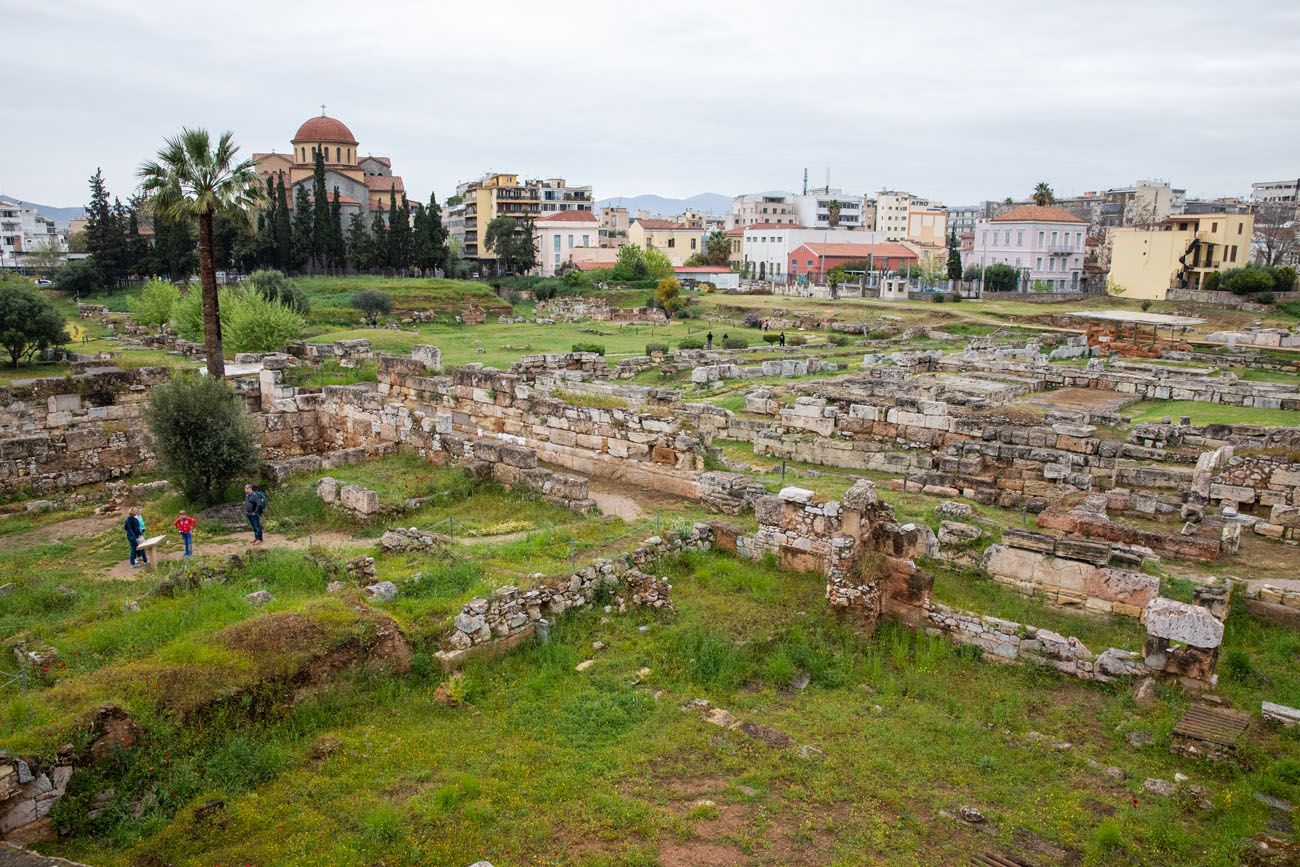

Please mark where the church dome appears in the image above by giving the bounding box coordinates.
[292,114,357,145]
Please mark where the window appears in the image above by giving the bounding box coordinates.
[807,259,814,267]
[1211,222,1218,232]
[1048,259,1055,272]
[1238,223,1243,235]
[1038,231,1045,246]
[1051,231,1058,246]
[335,147,340,161]
[691,238,697,249]
[667,238,675,248]
[582,234,589,246]
[1016,230,1023,246]
[1036,257,1043,270]
[567,234,574,248]
[553,235,561,252]
[1004,230,1011,244]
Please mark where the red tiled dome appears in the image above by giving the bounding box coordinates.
[292,115,357,144]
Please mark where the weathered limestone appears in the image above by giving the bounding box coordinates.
[980,530,1158,615]
[1143,597,1225,648]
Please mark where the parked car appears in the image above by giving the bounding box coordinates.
[34,278,54,286]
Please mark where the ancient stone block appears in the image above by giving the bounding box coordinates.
[1143,598,1224,649]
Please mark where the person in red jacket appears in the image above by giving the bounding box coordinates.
[173,510,197,558]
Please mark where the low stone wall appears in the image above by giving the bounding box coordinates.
[436,525,704,668]
[980,529,1159,616]
[316,477,380,517]
[508,351,610,382]
[458,436,595,513]
[1166,288,1280,311]
[1036,494,1230,562]
[534,296,667,325]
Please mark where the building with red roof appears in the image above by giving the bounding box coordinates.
[787,242,918,283]
[534,210,602,276]
[253,108,408,226]
[964,204,1090,292]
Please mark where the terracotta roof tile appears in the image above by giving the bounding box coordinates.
[794,242,918,258]
[364,174,405,192]
[990,204,1087,224]
[536,210,598,223]
[292,115,358,145]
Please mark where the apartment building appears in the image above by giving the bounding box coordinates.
[0,199,66,270]
[1109,213,1254,300]
[598,206,630,248]
[729,193,797,229]
[875,191,944,243]
[448,173,593,262]
[962,205,1089,293]
[1250,179,1300,215]
[947,202,1002,238]
[790,189,866,230]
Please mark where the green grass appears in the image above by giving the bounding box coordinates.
[24,549,1296,867]
[1126,399,1300,426]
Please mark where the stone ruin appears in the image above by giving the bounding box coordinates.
[534,295,668,325]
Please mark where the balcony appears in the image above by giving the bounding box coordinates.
[1044,244,1076,254]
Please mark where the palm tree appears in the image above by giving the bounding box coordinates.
[1032,182,1055,207]
[138,128,263,377]
[827,199,842,227]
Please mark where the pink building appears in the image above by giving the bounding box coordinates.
[533,210,600,277]
[962,205,1088,292]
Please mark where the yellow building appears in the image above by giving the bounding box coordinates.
[1108,213,1254,300]
[449,173,592,263]
[627,218,706,266]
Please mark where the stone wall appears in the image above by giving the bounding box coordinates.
[436,526,704,668]
[534,296,667,325]
[980,528,1159,615]
[1035,494,1231,562]
[0,367,169,495]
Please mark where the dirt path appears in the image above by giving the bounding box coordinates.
[102,530,359,579]
[588,487,646,521]
[1,513,120,550]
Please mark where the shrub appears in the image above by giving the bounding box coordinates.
[786,334,807,346]
[127,278,180,330]
[827,334,850,346]
[655,277,684,315]
[1140,300,1152,311]
[645,342,668,356]
[643,247,674,280]
[611,245,650,282]
[982,263,1020,292]
[950,292,962,303]
[172,287,303,352]
[246,269,309,315]
[1279,300,1300,318]
[0,279,67,367]
[352,289,393,325]
[1276,266,1297,292]
[144,373,260,503]
[678,336,704,350]
[742,313,762,328]
[1254,292,1276,305]
[934,294,947,303]
[53,259,103,295]
[571,342,605,356]
[762,333,780,344]
[721,336,748,350]
[1201,271,1221,292]
[1220,265,1279,296]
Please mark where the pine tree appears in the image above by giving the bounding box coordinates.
[370,201,389,273]
[347,212,373,273]
[310,151,329,271]
[274,174,292,271]
[291,184,313,272]
[85,170,129,286]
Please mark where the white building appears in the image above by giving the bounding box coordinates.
[533,210,600,277]
[742,225,886,281]
[0,199,66,270]
[1251,178,1300,216]
[790,189,866,230]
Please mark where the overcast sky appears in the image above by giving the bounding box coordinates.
[3,0,1299,210]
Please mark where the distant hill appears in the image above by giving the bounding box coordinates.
[0,198,85,228]
[595,192,731,217]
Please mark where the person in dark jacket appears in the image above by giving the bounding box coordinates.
[124,507,148,567]
[244,484,264,543]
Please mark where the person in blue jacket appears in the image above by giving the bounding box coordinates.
[124,507,148,567]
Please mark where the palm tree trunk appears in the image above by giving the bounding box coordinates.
[198,210,225,378]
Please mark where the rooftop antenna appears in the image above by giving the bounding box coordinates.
[802,168,808,196]
[825,168,830,193]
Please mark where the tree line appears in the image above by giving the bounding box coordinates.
[62,151,454,294]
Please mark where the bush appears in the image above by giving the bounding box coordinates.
[933,294,947,303]
[645,342,668,356]
[571,342,605,356]
[950,292,962,303]
[1220,265,1280,296]
[678,336,704,350]
[246,269,309,315]
[742,313,761,328]
[1254,292,1276,305]
[827,334,850,346]
[655,277,684,315]
[172,287,303,352]
[982,263,1019,292]
[352,289,393,325]
[127,278,180,330]
[144,373,260,503]
[0,278,67,367]
[1140,300,1152,311]
[786,334,807,346]
[1277,266,1298,292]
[1201,271,1221,292]
[721,336,748,350]
[54,259,103,295]
[611,245,650,282]
[762,333,780,344]
[643,248,674,280]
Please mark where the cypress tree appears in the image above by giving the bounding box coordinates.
[310,151,329,271]
[274,175,292,271]
[411,203,433,276]
[427,193,449,273]
[291,184,313,272]
[328,187,345,273]
[347,212,372,273]
[370,200,389,273]
[385,187,402,274]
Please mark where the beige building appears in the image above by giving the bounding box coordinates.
[875,191,944,242]
[729,193,798,229]
[448,173,592,264]
[598,206,629,248]
[1107,213,1254,300]
[628,218,706,266]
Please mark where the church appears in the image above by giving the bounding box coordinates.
[253,109,407,222]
